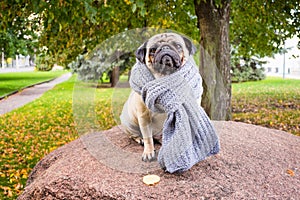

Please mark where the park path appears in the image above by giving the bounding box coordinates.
[0,72,72,115]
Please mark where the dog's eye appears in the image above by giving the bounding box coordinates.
[150,48,156,54]
[176,44,182,50]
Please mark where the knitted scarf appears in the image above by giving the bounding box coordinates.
[129,57,220,173]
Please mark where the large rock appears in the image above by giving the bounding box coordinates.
[18,121,299,199]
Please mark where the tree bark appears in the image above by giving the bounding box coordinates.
[110,66,120,87]
[194,0,231,120]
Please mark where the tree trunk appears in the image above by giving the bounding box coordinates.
[111,66,120,87]
[128,70,131,81]
[194,0,231,120]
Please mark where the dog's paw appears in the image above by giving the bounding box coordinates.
[132,137,144,146]
[142,150,156,162]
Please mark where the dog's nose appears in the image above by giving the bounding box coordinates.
[161,45,170,50]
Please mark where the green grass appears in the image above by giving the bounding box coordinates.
[0,71,66,98]
[232,77,300,135]
[0,76,77,199]
[0,76,129,199]
[1,76,299,199]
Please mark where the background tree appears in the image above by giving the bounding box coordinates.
[230,0,300,84]
[0,0,200,65]
[231,0,300,58]
[0,1,39,58]
[1,0,299,120]
[194,0,231,120]
[1,0,299,66]
[69,0,200,86]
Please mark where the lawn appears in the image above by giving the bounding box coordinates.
[232,77,300,135]
[0,76,78,199]
[0,71,66,98]
[0,76,299,199]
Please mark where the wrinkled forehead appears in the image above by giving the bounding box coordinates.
[147,33,184,47]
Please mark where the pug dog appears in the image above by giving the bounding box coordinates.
[120,33,198,162]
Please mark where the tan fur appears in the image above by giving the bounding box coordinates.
[125,91,166,161]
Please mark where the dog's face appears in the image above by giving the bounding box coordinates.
[135,33,196,77]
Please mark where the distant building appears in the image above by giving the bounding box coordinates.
[262,36,300,79]
[1,54,33,69]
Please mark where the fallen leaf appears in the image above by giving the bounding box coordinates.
[143,174,160,186]
[286,169,295,177]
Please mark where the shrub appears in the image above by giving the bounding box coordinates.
[231,57,266,83]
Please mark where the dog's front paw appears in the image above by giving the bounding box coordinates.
[142,149,156,162]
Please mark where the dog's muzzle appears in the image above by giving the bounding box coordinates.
[153,45,182,75]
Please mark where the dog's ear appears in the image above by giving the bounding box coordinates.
[182,36,196,55]
[135,41,148,64]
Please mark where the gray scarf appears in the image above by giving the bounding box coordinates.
[129,57,220,173]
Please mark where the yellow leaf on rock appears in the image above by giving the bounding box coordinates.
[143,174,160,186]
[286,169,295,177]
